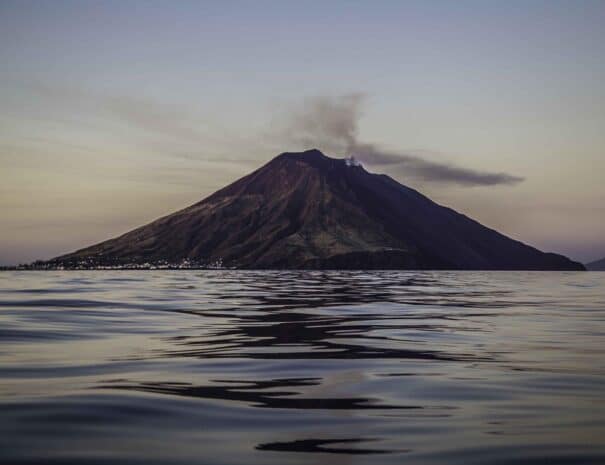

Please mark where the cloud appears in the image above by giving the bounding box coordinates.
[12,80,235,153]
[103,95,209,142]
[278,94,524,187]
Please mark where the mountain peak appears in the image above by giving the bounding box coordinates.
[272,149,363,172]
[272,149,330,167]
[283,148,326,158]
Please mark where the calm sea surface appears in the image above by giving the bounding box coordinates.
[1,270,604,464]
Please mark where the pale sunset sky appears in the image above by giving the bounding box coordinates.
[1,0,604,265]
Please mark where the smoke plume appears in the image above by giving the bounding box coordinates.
[282,94,524,187]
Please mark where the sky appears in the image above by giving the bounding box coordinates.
[1,0,604,265]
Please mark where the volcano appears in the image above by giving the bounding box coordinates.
[47,149,584,270]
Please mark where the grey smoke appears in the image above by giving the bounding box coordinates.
[283,94,524,187]
[350,143,524,186]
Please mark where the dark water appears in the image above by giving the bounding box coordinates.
[1,271,604,465]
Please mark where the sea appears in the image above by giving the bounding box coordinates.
[1,270,604,465]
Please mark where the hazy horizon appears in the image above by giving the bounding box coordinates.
[1,0,604,265]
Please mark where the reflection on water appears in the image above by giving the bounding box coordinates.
[1,270,605,464]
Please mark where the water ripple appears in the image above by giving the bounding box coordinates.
[0,270,604,465]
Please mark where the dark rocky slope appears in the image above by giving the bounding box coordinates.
[47,150,584,270]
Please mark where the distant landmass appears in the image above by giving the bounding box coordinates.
[586,258,605,271]
[40,150,584,270]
